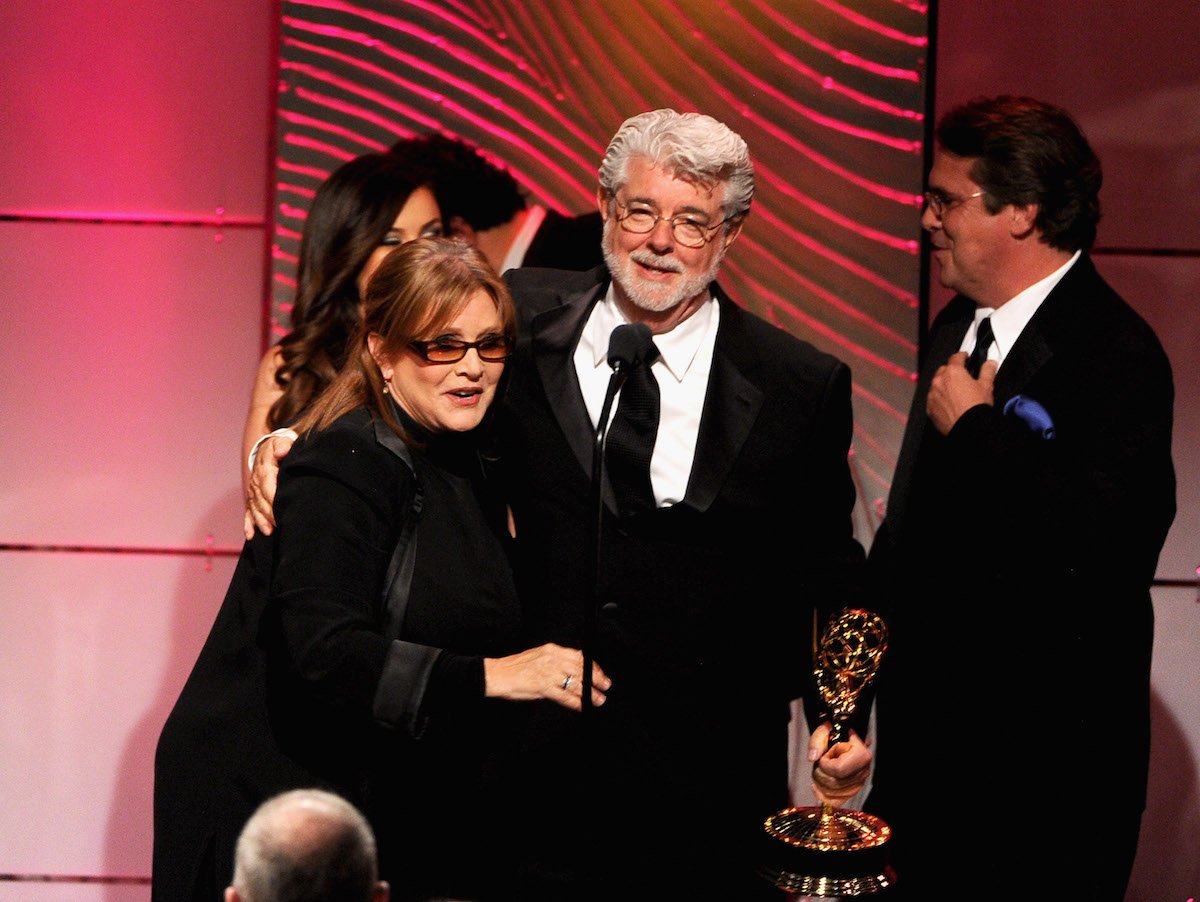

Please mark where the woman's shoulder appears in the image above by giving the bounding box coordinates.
[286,408,414,500]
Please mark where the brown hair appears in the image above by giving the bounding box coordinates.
[294,237,515,444]
[937,95,1102,252]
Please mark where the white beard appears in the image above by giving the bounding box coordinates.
[602,221,725,313]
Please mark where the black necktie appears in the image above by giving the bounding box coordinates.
[605,345,661,516]
[966,316,994,378]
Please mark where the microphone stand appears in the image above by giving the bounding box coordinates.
[583,368,626,716]
[583,319,653,716]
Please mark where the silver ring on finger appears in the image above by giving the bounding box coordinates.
[561,675,574,691]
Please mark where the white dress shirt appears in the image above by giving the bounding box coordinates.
[573,287,719,507]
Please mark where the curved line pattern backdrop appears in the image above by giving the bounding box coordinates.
[271,0,929,535]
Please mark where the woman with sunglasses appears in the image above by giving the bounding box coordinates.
[155,239,609,902]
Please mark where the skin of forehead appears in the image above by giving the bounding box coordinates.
[619,159,724,217]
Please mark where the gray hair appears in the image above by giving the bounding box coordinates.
[231,789,379,902]
[597,109,754,220]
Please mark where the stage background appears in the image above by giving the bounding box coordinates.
[267,0,929,538]
[0,1,1195,898]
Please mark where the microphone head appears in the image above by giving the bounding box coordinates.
[606,322,656,371]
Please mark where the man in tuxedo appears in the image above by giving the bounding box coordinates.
[864,95,1175,898]
[495,108,871,899]
[393,132,604,274]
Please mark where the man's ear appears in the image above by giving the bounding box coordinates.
[225,887,240,902]
[722,215,746,249]
[1009,203,1038,240]
[596,187,610,221]
[374,879,391,901]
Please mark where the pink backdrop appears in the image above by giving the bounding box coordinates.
[1,0,1196,898]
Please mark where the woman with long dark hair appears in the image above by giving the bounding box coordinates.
[241,152,444,486]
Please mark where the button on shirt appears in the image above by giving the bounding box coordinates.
[574,287,719,508]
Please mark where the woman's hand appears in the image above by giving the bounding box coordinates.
[243,434,294,540]
[484,643,610,711]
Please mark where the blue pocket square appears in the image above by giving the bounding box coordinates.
[1003,395,1056,439]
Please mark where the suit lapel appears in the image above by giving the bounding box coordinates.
[373,408,416,470]
[372,409,421,640]
[683,292,763,513]
[991,256,1095,403]
[993,326,1051,404]
[529,279,607,486]
[884,300,972,529]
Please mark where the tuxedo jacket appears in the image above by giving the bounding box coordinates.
[866,255,1176,895]
[495,265,865,897]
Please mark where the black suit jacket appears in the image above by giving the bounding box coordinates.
[497,265,865,898]
[866,255,1175,897]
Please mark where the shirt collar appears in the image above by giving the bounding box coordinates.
[987,249,1081,362]
[587,285,717,383]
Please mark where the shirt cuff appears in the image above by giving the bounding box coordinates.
[247,427,299,472]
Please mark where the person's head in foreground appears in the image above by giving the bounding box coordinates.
[226,788,389,902]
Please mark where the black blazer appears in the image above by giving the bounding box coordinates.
[153,408,519,902]
[496,265,865,897]
[867,255,1176,895]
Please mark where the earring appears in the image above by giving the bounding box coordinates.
[381,372,392,394]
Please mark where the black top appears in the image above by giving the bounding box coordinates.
[521,209,605,271]
[153,402,522,902]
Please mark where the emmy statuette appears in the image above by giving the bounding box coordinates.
[759,608,894,897]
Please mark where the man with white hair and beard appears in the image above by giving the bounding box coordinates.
[496,108,872,899]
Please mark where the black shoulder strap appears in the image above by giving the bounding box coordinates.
[371,427,441,737]
[376,425,423,638]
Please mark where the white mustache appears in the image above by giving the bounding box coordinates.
[630,250,683,273]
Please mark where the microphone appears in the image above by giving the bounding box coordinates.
[597,323,655,445]
[583,322,656,714]
[606,322,656,373]
[595,322,657,492]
